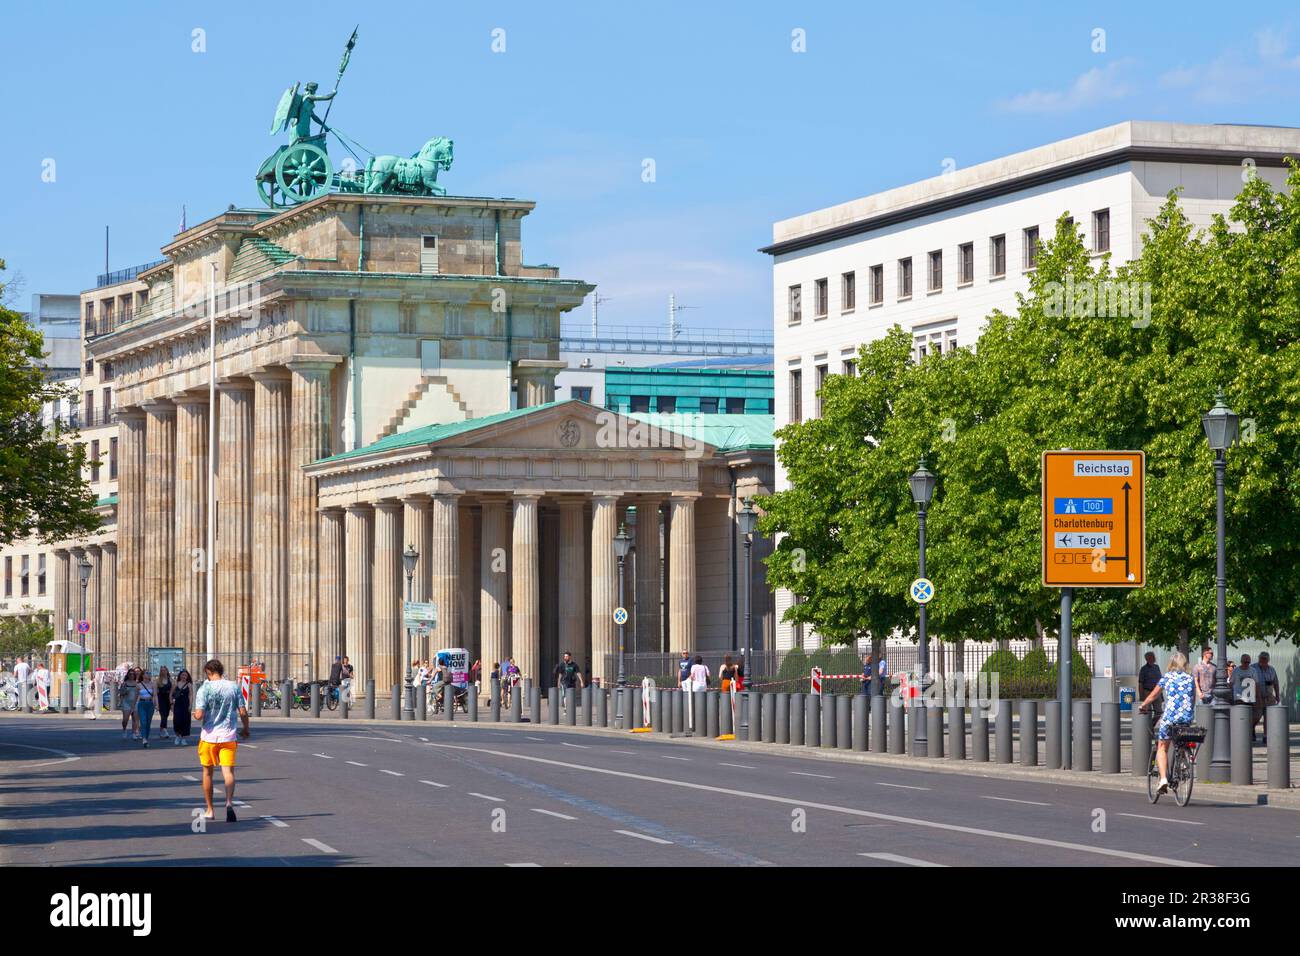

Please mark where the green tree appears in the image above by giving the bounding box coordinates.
[0,259,100,547]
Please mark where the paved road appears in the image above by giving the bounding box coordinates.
[3,715,1296,867]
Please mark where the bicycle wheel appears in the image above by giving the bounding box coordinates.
[325,690,339,711]
[1146,743,1161,804]
[1173,748,1194,807]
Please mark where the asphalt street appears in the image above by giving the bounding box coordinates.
[2,714,1296,867]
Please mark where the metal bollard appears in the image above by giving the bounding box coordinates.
[927,706,944,758]
[806,694,821,747]
[1019,700,1038,766]
[251,686,261,718]
[507,687,520,723]
[761,693,776,743]
[995,702,1012,764]
[548,689,560,725]
[775,693,790,745]
[748,692,763,743]
[596,688,608,728]
[1072,700,1092,771]
[852,695,868,752]
[61,681,72,714]
[870,695,886,753]
[948,705,965,760]
[887,698,905,754]
[528,686,540,724]
[1101,702,1119,774]
[719,691,733,736]
[1131,706,1151,776]
[365,679,375,720]
[1044,700,1062,769]
[1230,704,1252,785]
[110,684,119,713]
[671,689,683,734]
[490,679,501,722]
[444,685,455,722]
[391,685,401,721]
[972,705,989,762]
[468,690,478,722]
[522,678,533,708]
[706,691,720,738]
[341,696,349,720]
[1194,703,1214,782]
[1267,705,1289,790]
[565,687,577,726]
[836,695,852,750]
[692,690,705,736]
[310,682,321,718]
[281,680,293,719]
[821,694,836,749]
[582,685,593,727]
[651,690,663,732]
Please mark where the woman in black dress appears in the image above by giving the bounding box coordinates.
[170,670,193,746]
[156,666,174,738]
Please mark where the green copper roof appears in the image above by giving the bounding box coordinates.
[627,413,774,453]
[96,494,119,508]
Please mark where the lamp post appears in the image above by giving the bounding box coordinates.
[1201,392,1238,783]
[909,457,936,756]
[614,524,631,688]
[401,544,419,721]
[737,499,758,735]
[78,554,92,715]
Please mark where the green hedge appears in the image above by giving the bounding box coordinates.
[979,646,1091,699]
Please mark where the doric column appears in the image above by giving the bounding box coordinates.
[540,505,559,678]
[511,494,540,682]
[636,498,662,656]
[344,504,373,689]
[287,358,337,681]
[52,549,70,642]
[590,494,619,685]
[173,394,209,664]
[668,495,698,653]
[428,494,460,658]
[217,381,255,661]
[251,370,291,677]
[458,505,476,653]
[372,500,403,693]
[558,498,586,671]
[479,498,509,677]
[318,508,345,666]
[142,400,176,649]
[86,546,102,660]
[117,409,146,661]
[101,543,117,665]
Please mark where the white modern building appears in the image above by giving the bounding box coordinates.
[762,120,1300,652]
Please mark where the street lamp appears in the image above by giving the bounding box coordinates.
[401,544,419,721]
[613,524,631,689]
[78,554,92,716]
[909,457,936,756]
[1201,391,1238,783]
[737,498,758,736]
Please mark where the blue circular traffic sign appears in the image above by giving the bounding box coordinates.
[909,578,935,605]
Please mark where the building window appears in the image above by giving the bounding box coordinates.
[655,395,677,413]
[726,396,745,414]
[814,278,829,318]
[102,361,114,381]
[914,321,959,361]
[869,264,884,306]
[767,398,775,414]
[990,234,1006,278]
[84,301,94,337]
[699,396,719,414]
[1093,208,1110,253]
[842,358,857,377]
[420,235,439,274]
[958,243,974,286]
[629,395,650,413]
[841,271,856,312]
[789,369,803,423]
[90,439,101,483]
[788,285,802,324]
[814,364,828,418]
[571,386,592,403]
[38,553,46,596]
[928,250,943,292]
[3,556,10,597]
[84,391,94,427]
[109,436,118,480]
[85,357,94,375]
[1023,226,1039,270]
[20,555,29,598]
[898,258,913,299]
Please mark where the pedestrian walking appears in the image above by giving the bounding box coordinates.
[13,657,30,708]
[719,654,737,693]
[192,659,250,823]
[120,668,141,738]
[1192,647,1216,704]
[328,655,343,688]
[1138,652,1162,702]
[136,671,157,748]
[1230,654,1256,705]
[677,650,692,689]
[688,655,711,690]
[340,656,355,704]
[1255,652,1280,744]
[171,670,194,745]
[862,653,874,695]
[156,666,173,738]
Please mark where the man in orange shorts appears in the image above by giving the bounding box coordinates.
[192,659,250,822]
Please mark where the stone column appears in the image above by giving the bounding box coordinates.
[511,494,540,683]
[117,409,146,661]
[401,496,429,660]
[318,508,345,666]
[372,500,403,692]
[540,505,559,678]
[173,394,209,664]
[344,504,373,689]
[142,400,176,650]
[52,549,70,642]
[217,381,255,661]
[428,493,460,659]
[102,543,117,664]
[251,370,291,677]
[558,498,586,673]
[458,505,476,654]
[635,498,662,656]
[86,546,102,663]
[590,494,619,685]
[668,495,698,654]
[479,499,509,677]
[287,358,337,680]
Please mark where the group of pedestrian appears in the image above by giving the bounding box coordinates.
[861,652,889,695]
[8,657,52,710]
[115,665,194,746]
[677,651,736,692]
[327,655,355,704]
[1146,647,1282,744]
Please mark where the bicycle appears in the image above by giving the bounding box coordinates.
[1142,707,1204,807]
[260,682,282,710]
[0,679,20,712]
[323,683,340,711]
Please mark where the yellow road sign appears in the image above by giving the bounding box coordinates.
[1041,450,1145,588]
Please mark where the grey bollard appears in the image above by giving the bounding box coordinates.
[761,693,776,743]
[110,684,119,713]
[852,695,868,752]
[1072,700,1092,771]
[508,687,521,723]
[1230,704,1252,785]
[1101,702,1120,774]
[693,690,707,735]
[490,679,501,722]
[972,705,989,762]
[365,679,375,720]
[522,678,533,707]
[748,692,762,743]
[392,685,402,721]
[565,687,577,726]
[870,695,886,753]
[1267,706,1289,790]
[651,690,663,732]
[948,706,965,760]
[1195,703,1214,782]
[707,691,720,738]
[548,689,560,725]
[995,702,1012,764]
[310,682,322,718]
[1019,700,1038,766]
[281,680,293,718]
[821,694,836,749]
[527,686,539,724]
[837,695,852,750]
[60,681,72,714]
[444,685,455,722]
[719,691,733,736]
[596,688,608,728]
[582,685,593,727]
[887,699,905,754]
[775,693,790,745]
[468,690,478,722]
[789,692,805,745]
[341,697,349,720]
[806,695,821,747]
[927,706,944,758]
[251,685,261,717]
[671,689,683,734]
[1131,707,1151,775]
[1044,700,1061,769]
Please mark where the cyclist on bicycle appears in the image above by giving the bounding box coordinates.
[1138,651,1194,796]
[502,657,521,707]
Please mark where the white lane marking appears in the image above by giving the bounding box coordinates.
[312,753,334,759]
[346,761,367,767]
[860,852,947,867]
[720,763,757,769]
[876,782,930,791]
[273,749,297,754]
[661,755,690,761]
[419,780,448,788]
[234,800,251,808]
[1118,812,1205,827]
[611,750,636,755]
[262,815,288,828]
[526,736,545,741]
[980,795,1052,807]
[560,742,589,749]
[505,862,541,867]
[0,741,81,770]
[301,838,338,854]
[530,808,577,820]
[790,771,834,779]
[424,742,1205,868]
[468,792,504,802]
[379,769,404,776]
[418,737,429,742]
[616,829,672,845]
[244,744,259,749]
[183,774,199,781]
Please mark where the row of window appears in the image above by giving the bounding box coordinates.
[3,554,47,599]
[788,209,1111,323]
[87,436,118,483]
[621,395,773,415]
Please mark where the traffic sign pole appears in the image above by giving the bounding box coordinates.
[1060,586,1073,770]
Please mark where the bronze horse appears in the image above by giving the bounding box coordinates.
[365,137,454,196]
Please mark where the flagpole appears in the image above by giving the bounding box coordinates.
[205,262,216,663]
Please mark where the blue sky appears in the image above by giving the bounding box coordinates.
[3,0,1299,331]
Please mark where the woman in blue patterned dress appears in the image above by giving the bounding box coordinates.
[1138,651,1194,795]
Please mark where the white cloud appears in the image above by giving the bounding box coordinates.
[997,59,1135,114]
[1158,27,1300,104]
